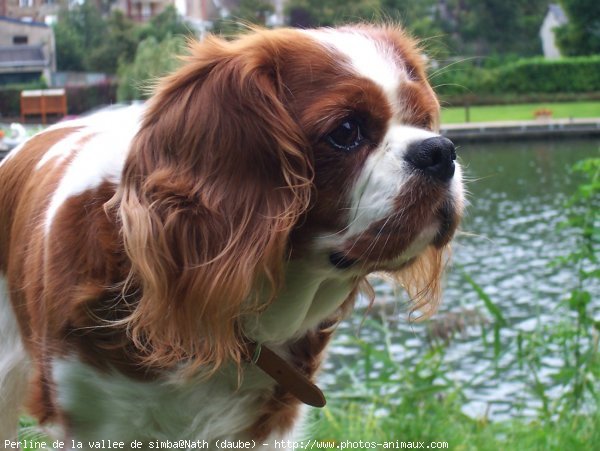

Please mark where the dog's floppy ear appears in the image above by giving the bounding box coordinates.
[113,33,312,372]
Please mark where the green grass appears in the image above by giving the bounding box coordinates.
[307,398,600,450]
[441,101,600,124]
[304,325,600,450]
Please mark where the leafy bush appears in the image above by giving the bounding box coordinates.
[439,92,600,107]
[117,35,186,101]
[0,81,48,118]
[555,0,600,57]
[54,2,193,74]
[66,83,117,115]
[430,61,491,97]
[433,55,600,101]
[488,56,600,94]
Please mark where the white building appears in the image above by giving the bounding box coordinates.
[0,16,56,84]
[540,3,568,59]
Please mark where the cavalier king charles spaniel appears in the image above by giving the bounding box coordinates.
[0,25,463,447]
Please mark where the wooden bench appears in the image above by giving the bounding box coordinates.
[21,89,68,124]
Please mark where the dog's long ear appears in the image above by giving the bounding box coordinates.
[113,33,312,371]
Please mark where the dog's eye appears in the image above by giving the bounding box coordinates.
[326,119,365,151]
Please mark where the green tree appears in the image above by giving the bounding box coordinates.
[54,0,107,71]
[117,35,186,101]
[435,0,547,56]
[381,0,440,35]
[556,0,600,56]
[380,0,445,57]
[54,2,192,74]
[137,5,195,42]
[286,0,381,28]
[86,10,138,73]
[212,0,275,35]
[53,17,86,71]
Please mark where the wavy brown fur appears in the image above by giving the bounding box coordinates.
[110,32,314,372]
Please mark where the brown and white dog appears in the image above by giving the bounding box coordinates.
[0,26,463,447]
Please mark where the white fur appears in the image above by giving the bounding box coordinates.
[346,126,439,237]
[244,258,355,344]
[37,130,84,169]
[43,106,144,234]
[52,356,275,446]
[306,29,406,98]
[450,164,465,213]
[0,276,30,441]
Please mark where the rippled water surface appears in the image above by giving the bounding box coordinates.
[323,138,600,419]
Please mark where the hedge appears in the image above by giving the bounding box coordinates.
[65,83,118,116]
[432,55,600,102]
[0,81,46,120]
[488,56,600,94]
[0,83,117,120]
[439,91,600,107]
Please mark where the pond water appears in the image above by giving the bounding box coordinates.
[322,138,600,420]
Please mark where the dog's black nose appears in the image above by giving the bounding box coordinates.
[405,136,456,182]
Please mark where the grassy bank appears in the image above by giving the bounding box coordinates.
[307,313,600,450]
[441,101,600,124]
[308,374,600,450]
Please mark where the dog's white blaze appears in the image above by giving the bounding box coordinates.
[344,125,440,240]
[306,29,406,98]
[43,106,144,234]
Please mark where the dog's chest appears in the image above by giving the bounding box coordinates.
[51,265,353,444]
[52,357,276,443]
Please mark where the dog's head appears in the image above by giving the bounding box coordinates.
[115,25,464,369]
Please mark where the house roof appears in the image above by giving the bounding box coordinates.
[0,45,46,68]
[0,15,49,28]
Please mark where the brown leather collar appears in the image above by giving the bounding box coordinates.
[245,341,326,408]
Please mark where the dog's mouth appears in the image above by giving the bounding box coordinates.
[328,251,358,269]
[328,198,460,272]
[328,249,419,272]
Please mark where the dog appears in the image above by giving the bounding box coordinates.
[0,25,463,447]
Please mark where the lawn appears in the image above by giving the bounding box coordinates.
[441,100,600,124]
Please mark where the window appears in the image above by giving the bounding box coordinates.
[19,0,34,7]
[13,36,29,45]
[141,3,152,19]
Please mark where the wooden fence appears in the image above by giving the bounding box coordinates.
[20,89,67,124]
